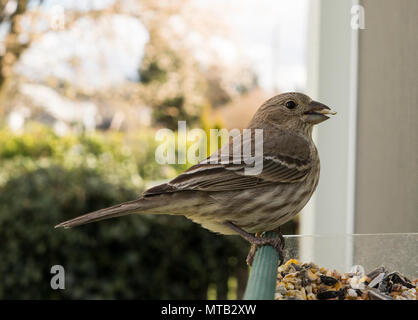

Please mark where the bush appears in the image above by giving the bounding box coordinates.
[0,125,249,299]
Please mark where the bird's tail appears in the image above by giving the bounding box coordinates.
[55,198,147,229]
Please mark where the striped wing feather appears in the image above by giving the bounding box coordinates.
[144,131,312,195]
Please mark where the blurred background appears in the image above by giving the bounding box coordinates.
[0,0,416,299]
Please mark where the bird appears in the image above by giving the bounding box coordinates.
[55,92,336,265]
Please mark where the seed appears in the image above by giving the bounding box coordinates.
[277,285,287,295]
[306,269,319,282]
[367,266,386,280]
[316,290,340,300]
[349,265,365,277]
[301,287,307,300]
[320,275,338,286]
[307,293,316,300]
[285,259,299,267]
[291,263,302,271]
[368,289,394,300]
[276,260,417,301]
[347,288,357,298]
[286,282,294,290]
[367,272,385,288]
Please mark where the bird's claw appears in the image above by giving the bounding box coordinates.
[246,236,285,266]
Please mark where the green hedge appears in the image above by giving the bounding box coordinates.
[0,125,248,299]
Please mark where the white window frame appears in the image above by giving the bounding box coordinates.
[300,0,359,271]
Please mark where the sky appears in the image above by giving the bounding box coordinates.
[195,0,309,93]
[16,14,149,90]
[15,0,309,93]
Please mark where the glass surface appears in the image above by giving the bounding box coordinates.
[283,233,418,279]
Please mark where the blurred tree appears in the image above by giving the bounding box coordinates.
[135,0,209,129]
[0,0,261,132]
[0,0,123,121]
[0,0,29,89]
[134,0,259,129]
[0,0,29,120]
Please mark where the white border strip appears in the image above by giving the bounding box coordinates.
[346,0,360,268]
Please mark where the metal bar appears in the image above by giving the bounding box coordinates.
[243,231,280,300]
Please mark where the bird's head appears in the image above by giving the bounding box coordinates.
[249,92,336,133]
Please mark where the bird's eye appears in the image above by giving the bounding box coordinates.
[285,100,297,109]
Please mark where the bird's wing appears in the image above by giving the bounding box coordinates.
[144,130,313,195]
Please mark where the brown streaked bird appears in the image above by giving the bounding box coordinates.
[56,92,336,265]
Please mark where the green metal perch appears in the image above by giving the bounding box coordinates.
[243,231,281,300]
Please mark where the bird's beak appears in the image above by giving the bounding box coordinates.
[303,100,337,124]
